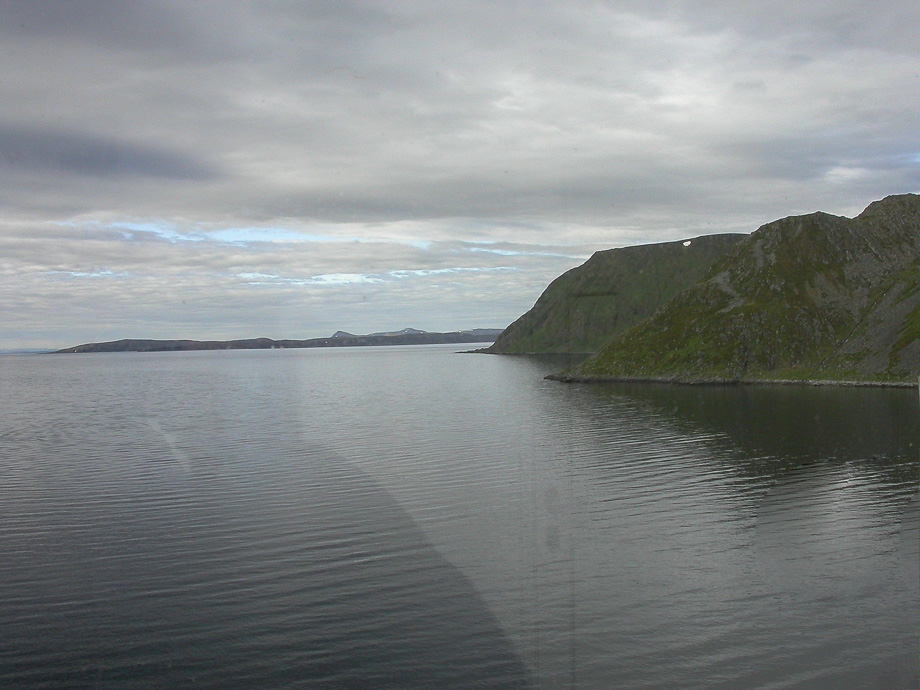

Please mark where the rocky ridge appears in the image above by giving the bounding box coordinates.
[555,194,920,385]
[485,233,744,354]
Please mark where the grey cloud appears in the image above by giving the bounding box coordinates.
[0,0,253,62]
[1,0,918,347]
[0,125,218,179]
[2,214,593,346]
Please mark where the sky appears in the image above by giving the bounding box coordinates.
[1,0,918,349]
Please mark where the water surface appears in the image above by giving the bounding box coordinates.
[1,346,917,688]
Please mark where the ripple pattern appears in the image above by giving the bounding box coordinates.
[1,347,917,689]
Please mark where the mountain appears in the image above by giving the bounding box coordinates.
[55,329,505,354]
[555,193,920,384]
[367,327,427,336]
[485,233,745,354]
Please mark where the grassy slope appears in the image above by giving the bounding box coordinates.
[563,193,920,384]
[486,234,744,354]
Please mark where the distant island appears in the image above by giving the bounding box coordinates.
[55,328,504,354]
[488,193,920,387]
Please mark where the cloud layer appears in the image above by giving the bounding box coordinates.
[2,0,917,347]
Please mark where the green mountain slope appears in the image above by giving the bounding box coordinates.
[559,193,920,384]
[485,233,744,354]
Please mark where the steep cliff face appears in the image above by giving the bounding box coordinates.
[563,193,920,383]
[486,233,744,354]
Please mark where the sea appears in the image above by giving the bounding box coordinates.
[1,344,917,689]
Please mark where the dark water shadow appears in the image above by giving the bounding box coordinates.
[579,382,919,480]
[543,382,920,689]
[0,443,533,690]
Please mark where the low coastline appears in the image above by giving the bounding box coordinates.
[53,330,503,354]
[545,372,919,388]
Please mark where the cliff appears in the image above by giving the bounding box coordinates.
[557,194,920,385]
[485,234,744,354]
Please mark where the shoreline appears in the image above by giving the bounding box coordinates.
[545,373,919,389]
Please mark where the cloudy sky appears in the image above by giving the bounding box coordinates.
[2,0,918,348]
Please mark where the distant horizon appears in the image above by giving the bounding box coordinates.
[11,325,507,353]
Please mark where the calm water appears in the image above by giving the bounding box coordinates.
[1,345,917,689]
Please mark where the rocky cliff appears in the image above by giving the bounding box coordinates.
[558,194,920,384]
[486,233,744,354]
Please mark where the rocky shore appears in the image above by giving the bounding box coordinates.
[546,373,919,388]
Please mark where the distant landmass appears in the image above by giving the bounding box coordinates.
[550,193,920,385]
[55,328,504,354]
[484,233,744,354]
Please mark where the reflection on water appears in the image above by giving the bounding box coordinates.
[0,348,917,689]
[1,446,531,689]
[597,381,918,465]
[520,379,919,689]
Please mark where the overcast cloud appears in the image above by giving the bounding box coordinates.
[1,0,917,348]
